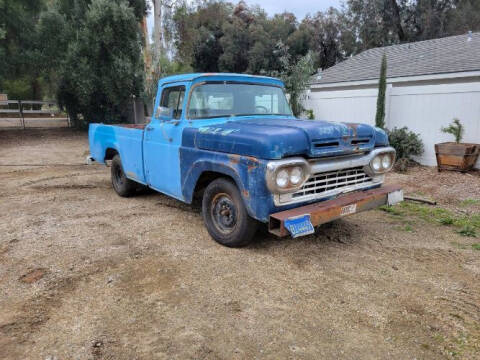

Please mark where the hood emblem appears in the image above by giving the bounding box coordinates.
[199,127,240,136]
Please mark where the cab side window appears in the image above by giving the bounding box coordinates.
[160,86,185,120]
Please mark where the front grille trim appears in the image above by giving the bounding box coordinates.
[278,166,378,205]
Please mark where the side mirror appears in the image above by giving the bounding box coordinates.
[156,106,174,121]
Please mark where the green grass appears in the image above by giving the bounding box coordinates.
[380,202,479,238]
[438,217,454,225]
[457,225,477,237]
[472,243,480,251]
[379,205,403,216]
[450,242,469,250]
[459,199,480,207]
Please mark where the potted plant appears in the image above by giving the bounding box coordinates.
[435,118,479,172]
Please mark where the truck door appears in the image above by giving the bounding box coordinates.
[143,83,187,200]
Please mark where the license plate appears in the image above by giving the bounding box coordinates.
[284,214,315,238]
[388,189,404,205]
[340,203,357,216]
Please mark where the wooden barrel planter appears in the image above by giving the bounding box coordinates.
[435,143,480,172]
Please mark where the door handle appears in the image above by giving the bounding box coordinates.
[146,127,154,132]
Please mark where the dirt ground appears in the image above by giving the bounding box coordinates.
[1,129,479,360]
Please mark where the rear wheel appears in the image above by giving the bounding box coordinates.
[111,154,137,197]
[202,178,258,247]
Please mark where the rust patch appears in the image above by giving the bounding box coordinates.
[19,268,47,284]
[228,154,241,165]
[242,189,250,198]
[345,122,359,138]
[244,156,259,163]
[247,165,256,172]
[245,156,259,172]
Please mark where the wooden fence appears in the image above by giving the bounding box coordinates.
[0,100,70,129]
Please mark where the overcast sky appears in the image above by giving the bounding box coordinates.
[146,0,343,42]
[242,0,342,19]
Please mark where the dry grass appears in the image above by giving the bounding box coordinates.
[1,129,479,359]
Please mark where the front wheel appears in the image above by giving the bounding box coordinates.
[202,178,258,247]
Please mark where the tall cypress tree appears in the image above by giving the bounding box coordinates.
[375,53,387,129]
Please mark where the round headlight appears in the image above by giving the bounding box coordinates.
[290,166,303,185]
[276,169,289,188]
[381,154,392,169]
[372,156,382,172]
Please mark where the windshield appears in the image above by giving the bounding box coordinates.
[188,82,293,119]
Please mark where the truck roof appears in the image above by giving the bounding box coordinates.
[158,73,285,87]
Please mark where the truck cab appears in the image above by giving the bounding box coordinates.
[89,73,402,247]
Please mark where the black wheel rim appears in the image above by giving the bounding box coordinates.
[211,193,237,234]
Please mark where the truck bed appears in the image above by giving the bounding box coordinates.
[89,123,147,184]
[116,124,148,130]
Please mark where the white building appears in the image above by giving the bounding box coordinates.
[306,32,480,169]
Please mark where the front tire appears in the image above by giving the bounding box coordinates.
[202,178,258,247]
[111,154,137,197]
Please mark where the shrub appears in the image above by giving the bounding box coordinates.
[387,127,424,170]
[441,118,464,143]
[305,109,315,120]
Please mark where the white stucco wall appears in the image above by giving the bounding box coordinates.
[307,77,480,169]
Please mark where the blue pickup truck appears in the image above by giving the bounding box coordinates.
[89,73,402,247]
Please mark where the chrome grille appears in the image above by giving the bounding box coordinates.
[292,166,373,199]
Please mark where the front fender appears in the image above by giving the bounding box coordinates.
[180,148,272,221]
[182,160,245,201]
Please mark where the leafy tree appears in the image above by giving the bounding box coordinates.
[344,0,391,51]
[345,0,480,50]
[273,42,315,117]
[37,0,146,127]
[219,2,254,72]
[145,54,192,107]
[300,8,354,70]
[450,0,480,35]
[174,1,231,72]
[375,53,387,129]
[0,0,46,99]
[246,20,273,73]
